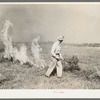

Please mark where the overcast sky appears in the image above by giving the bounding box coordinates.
[0,3,100,43]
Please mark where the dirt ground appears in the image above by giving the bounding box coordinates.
[0,44,100,89]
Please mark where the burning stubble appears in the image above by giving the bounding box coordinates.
[0,20,46,69]
[0,20,13,59]
[31,36,47,69]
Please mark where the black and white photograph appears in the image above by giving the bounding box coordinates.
[0,2,100,91]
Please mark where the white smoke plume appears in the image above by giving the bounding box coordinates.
[13,44,34,65]
[31,36,46,69]
[0,19,46,68]
[0,20,13,59]
[0,20,33,66]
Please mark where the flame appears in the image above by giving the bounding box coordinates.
[0,20,33,66]
[31,36,46,69]
[0,20,46,68]
[0,20,13,59]
[13,44,33,65]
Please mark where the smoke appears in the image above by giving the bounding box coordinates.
[0,19,46,69]
[0,20,33,66]
[0,20,13,59]
[31,35,46,69]
[13,44,33,65]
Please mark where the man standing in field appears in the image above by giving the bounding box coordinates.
[45,35,64,78]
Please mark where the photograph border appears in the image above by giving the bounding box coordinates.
[0,1,100,99]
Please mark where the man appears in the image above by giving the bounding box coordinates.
[45,35,64,78]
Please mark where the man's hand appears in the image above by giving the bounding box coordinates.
[55,56,60,61]
[59,54,64,60]
[60,57,64,60]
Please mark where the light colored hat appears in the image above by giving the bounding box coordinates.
[58,35,64,41]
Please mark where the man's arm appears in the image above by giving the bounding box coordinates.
[51,43,61,61]
[51,43,56,57]
[59,53,64,60]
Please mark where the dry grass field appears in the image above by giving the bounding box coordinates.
[0,43,100,89]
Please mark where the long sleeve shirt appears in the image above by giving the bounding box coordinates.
[51,41,63,59]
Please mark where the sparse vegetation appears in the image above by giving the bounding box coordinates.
[63,55,80,72]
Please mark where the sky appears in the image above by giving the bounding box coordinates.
[0,3,100,43]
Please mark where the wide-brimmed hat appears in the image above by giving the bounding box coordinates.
[58,35,64,41]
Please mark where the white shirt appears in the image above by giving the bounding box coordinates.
[51,41,63,59]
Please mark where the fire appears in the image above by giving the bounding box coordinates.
[13,44,33,65]
[0,20,33,66]
[0,20,46,68]
[0,20,13,59]
[31,36,46,69]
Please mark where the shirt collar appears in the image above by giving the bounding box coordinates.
[57,41,61,46]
